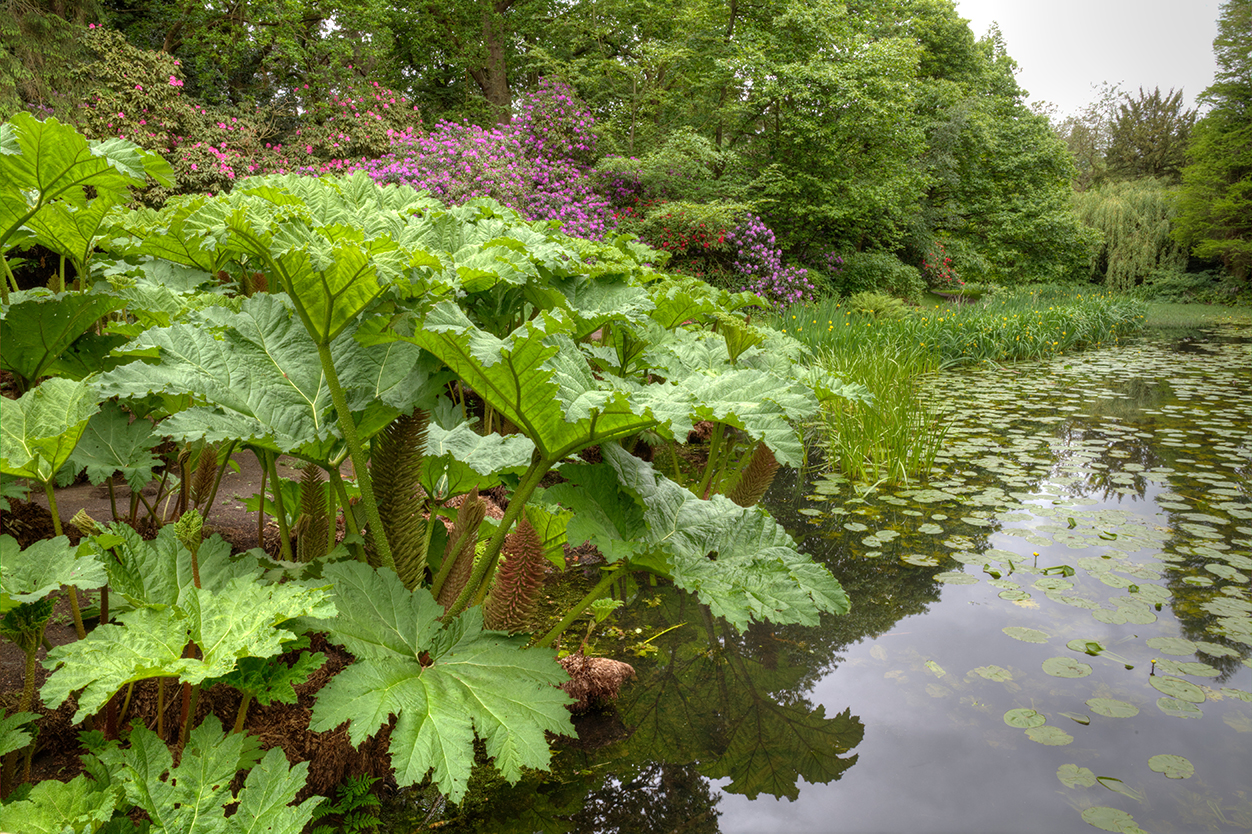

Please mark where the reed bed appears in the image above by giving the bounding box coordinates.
[769,287,1148,485]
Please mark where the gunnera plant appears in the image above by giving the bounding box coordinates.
[483,517,547,633]
[433,488,487,610]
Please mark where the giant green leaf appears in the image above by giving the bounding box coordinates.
[97,294,441,459]
[0,535,106,611]
[42,576,334,721]
[306,561,573,802]
[423,420,535,496]
[0,113,172,255]
[0,709,39,758]
[148,172,443,345]
[0,773,118,834]
[0,290,123,391]
[402,302,680,461]
[24,195,117,277]
[64,400,161,490]
[87,524,254,610]
[86,715,322,834]
[547,445,849,628]
[0,376,100,482]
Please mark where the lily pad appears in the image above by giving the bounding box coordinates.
[1003,626,1049,644]
[1152,660,1221,678]
[1003,708,1046,729]
[1150,675,1206,703]
[1060,712,1090,725]
[1057,763,1097,789]
[1156,697,1203,719]
[970,665,1013,682]
[1147,754,1194,779]
[1144,636,1196,656]
[934,571,978,585]
[1025,725,1073,746]
[901,554,940,567]
[1086,698,1138,718]
[1042,657,1093,678]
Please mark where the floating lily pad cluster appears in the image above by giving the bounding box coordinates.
[802,327,1252,832]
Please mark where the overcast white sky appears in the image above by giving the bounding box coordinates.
[954,0,1222,116]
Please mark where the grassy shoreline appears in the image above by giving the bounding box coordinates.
[768,287,1180,488]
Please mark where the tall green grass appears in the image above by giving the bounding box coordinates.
[770,287,1148,486]
[775,287,1147,365]
[810,342,950,487]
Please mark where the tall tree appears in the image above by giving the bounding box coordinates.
[1173,0,1252,280]
[1105,86,1197,183]
[0,0,100,117]
[101,0,393,108]
[387,0,550,124]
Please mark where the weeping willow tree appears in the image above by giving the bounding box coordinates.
[1073,178,1188,290]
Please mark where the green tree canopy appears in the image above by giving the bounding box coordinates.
[1106,86,1197,183]
[1173,0,1252,279]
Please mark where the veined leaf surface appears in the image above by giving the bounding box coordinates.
[307,562,573,802]
[0,376,100,482]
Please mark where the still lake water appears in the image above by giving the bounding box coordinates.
[435,325,1252,834]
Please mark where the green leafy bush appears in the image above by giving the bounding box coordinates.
[846,290,910,319]
[834,252,927,302]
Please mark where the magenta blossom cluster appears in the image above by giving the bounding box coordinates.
[349,82,614,239]
[725,215,820,306]
[511,78,598,166]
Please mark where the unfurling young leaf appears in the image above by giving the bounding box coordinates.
[308,561,573,803]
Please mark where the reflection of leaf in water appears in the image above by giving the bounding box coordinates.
[698,697,863,800]
[615,589,863,802]
[1223,712,1252,734]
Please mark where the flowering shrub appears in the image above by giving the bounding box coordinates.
[725,215,821,306]
[921,240,963,291]
[351,82,612,239]
[511,78,598,167]
[48,27,423,198]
